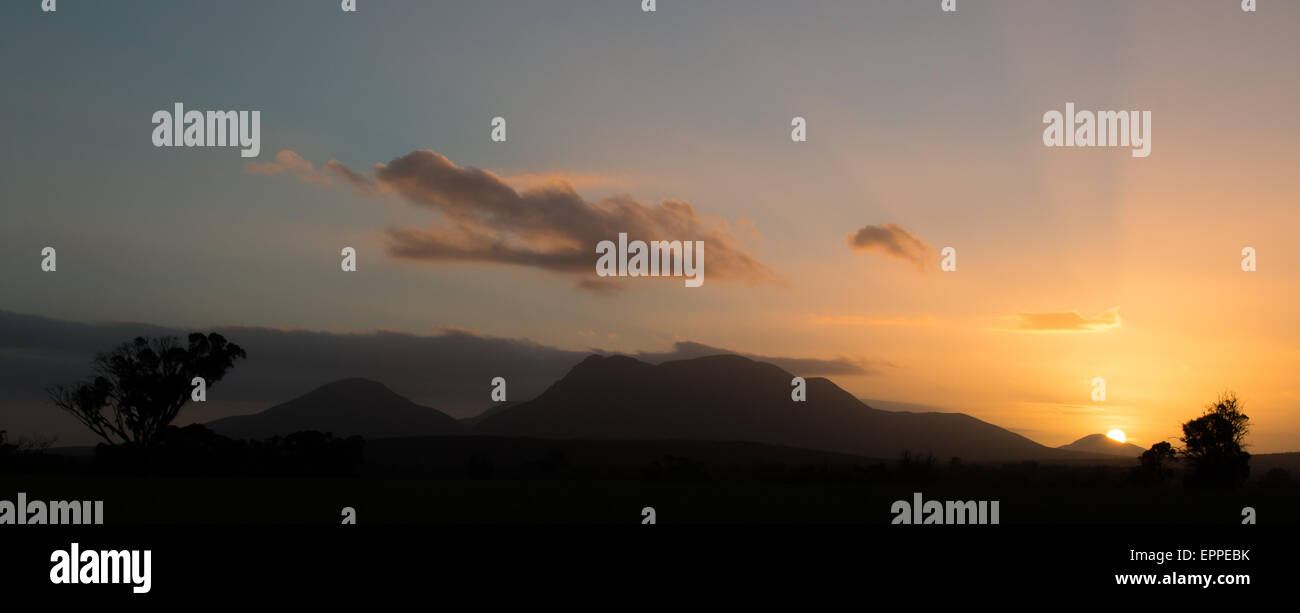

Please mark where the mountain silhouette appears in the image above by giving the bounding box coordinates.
[1057,433,1146,458]
[206,378,463,440]
[477,354,1070,462]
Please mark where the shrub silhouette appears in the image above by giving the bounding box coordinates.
[898,450,937,483]
[1261,467,1293,488]
[1179,391,1250,489]
[47,333,245,448]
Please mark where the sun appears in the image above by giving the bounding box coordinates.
[1106,429,1127,443]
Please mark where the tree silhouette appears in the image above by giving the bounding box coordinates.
[1133,441,1176,484]
[47,333,245,448]
[1179,391,1250,488]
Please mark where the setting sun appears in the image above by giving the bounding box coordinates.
[1106,429,1127,444]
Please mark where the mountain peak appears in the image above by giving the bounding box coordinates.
[1058,433,1146,458]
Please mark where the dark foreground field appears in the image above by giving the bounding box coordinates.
[4,436,1298,524]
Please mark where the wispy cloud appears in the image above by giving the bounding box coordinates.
[808,314,937,326]
[628,340,893,376]
[846,223,934,270]
[1001,308,1122,333]
[575,278,628,295]
[243,150,331,184]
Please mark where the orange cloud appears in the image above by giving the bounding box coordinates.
[500,171,619,192]
[1002,308,1122,333]
[809,315,938,326]
[255,149,777,291]
[243,150,330,184]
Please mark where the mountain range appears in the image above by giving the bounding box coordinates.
[207,353,1106,462]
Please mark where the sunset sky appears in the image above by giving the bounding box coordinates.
[2,1,1297,451]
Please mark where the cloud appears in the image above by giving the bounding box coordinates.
[255,149,777,291]
[1002,308,1121,333]
[322,158,377,194]
[0,310,586,444]
[500,171,619,192]
[846,223,934,270]
[808,315,937,326]
[574,278,627,294]
[627,340,891,376]
[0,310,889,444]
[243,150,331,184]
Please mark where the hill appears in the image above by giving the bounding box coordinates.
[207,378,464,440]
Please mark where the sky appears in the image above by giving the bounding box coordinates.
[1,0,1297,451]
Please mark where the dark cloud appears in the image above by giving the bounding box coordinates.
[846,223,934,270]
[0,310,584,444]
[0,311,884,445]
[627,340,889,377]
[258,149,777,291]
